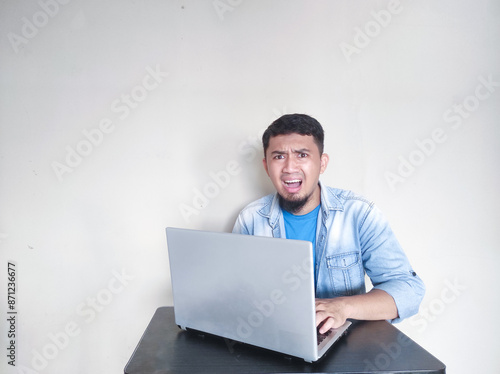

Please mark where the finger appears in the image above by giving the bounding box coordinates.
[315,300,326,310]
[324,316,347,331]
[315,311,327,328]
[319,317,334,334]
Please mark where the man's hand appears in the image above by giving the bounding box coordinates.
[315,289,399,334]
[315,297,350,333]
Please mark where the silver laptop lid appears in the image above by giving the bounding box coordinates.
[166,227,320,361]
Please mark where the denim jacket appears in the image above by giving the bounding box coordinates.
[232,182,425,322]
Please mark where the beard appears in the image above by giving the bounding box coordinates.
[278,193,310,214]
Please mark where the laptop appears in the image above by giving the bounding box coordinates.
[166,227,351,362]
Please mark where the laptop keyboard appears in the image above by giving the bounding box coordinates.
[317,328,333,345]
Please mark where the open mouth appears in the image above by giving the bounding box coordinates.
[283,179,302,192]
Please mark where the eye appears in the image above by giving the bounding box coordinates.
[298,153,308,158]
[273,154,285,160]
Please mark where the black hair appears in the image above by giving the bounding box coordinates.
[262,114,324,157]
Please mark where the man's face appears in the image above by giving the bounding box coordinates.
[263,133,329,214]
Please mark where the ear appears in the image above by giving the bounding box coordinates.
[262,157,270,177]
[320,153,329,174]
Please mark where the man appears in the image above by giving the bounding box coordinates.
[232,114,425,334]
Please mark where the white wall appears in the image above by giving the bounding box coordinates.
[1,0,499,373]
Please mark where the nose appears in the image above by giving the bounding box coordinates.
[283,155,298,172]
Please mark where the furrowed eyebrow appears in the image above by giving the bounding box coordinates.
[293,148,310,154]
[270,150,286,155]
[270,148,310,155]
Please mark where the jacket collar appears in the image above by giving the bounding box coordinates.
[318,180,344,219]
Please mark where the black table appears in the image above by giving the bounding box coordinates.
[124,307,445,374]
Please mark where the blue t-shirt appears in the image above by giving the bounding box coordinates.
[282,205,321,285]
